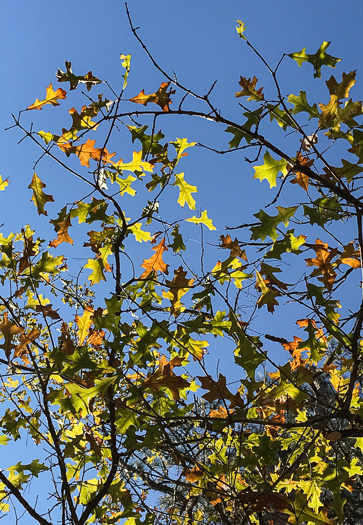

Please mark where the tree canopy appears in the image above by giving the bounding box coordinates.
[1,6,363,525]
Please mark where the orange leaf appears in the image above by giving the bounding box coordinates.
[305,238,338,291]
[50,215,74,248]
[283,336,304,370]
[87,329,105,347]
[209,406,232,418]
[28,83,67,110]
[130,81,175,112]
[290,152,314,191]
[58,138,115,167]
[140,237,169,278]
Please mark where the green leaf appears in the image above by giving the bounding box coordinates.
[28,173,54,216]
[265,229,306,259]
[303,196,342,226]
[56,60,102,91]
[85,258,107,284]
[251,206,298,241]
[253,151,288,188]
[170,138,196,165]
[173,173,197,210]
[128,223,152,243]
[186,210,216,230]
[287,91,319,118]
[288,41,341,78]
[120,53,131,89]
[169,225,186,252]
[31,251,64,278]
[127,125,165,158]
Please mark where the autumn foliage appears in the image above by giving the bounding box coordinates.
[1,10,363,525]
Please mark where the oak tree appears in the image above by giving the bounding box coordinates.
[1,9,363,525]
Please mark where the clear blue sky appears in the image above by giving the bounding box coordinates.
[0,2,362,520]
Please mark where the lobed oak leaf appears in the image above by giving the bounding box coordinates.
[164,266,194,315]
[59,322,75,355]
[28,173,54,216]
[87,329,105,347]
[58,139,115,167]
[173,172,197,210]
[288,41,341,79]
[56,61,102,91]
[111,150,153,174]
[186,210,216,231]
[18,236,36,275]
[283,336,304,370]
[27,83,67,110]
[0,313,24,358]
[338,241,361,269]
[50,215,73,248]
[253,151,288,188]
[198,373,243,408]
[14,329,40,363]
[35,304,60,319]
[219,235,247,260]
[326,70,356,101]
[140,237,169,278]
[75,307,94,345]
[130,81,175,112]
[235,76,264,101]
[305,239,338,291]
[290,152,314,191]
[209,406,232,418]
[142,355,190,400]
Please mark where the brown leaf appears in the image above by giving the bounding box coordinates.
[235,76,264,101]
[142,355,190,400]
[0,313,24,358]
[14,329,40,363]
[27,84,67,110]
[164,266,194,314]
[18,236,36,275]
[130,82,175,112]
[185,465,203,483]
[219,235,247,260]
[58,138,115,167]
[140,237,169,278]
[35,304,61,319]
[198,373,244,409]
[59,322,75,355]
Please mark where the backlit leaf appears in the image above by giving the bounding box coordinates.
[28,173,54,216]
[27,83,66,110]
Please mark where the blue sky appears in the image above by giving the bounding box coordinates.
[0,2,362,520]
